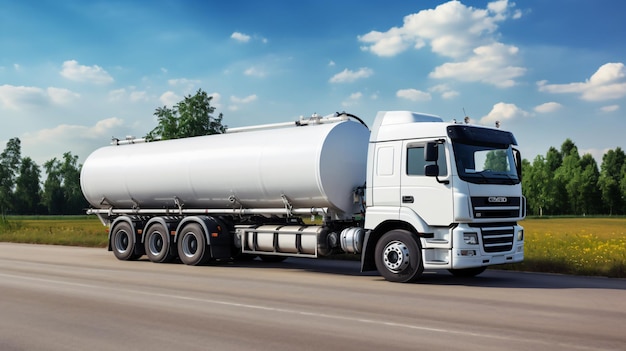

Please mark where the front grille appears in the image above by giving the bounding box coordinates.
[471,196,521,219]
[480,225,514,253]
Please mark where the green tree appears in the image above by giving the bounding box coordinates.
[42,152,86,215]
[598,147,625,215]
[554,140,581,214]
[0,137,22,214]
[578,154,601,215]
[146,89,226,141]
[620,162,626,213]
[523,155,555,216]
[60,152,86,214]
[42,158,64,215]
[14,157,43,214]
[544,146,566,215]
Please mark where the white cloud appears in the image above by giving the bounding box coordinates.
[130,91,149,102]
[159,91,180,106]
[0,84,79,109]
[230,94,257,104]
[600,104,619,112]
[480,102,529,125]
[329,68,373,83]
[358,0,520,59]
[0,85,47,109]
[167,78,201,94]
[47,87,80,105]
[429,84,459,99]
[22,119,120,142]
[108,88,126,101]
[107,88,149,103]
[442,90,460,99]
[60,60,113,84]
[328,60,336,67]
[396,88,431,102]
[244,67,266,77]
[358,1,525,87]
[429,43,525,87]
[168,78,201,87]
[20,117,125,164]
[538,62,626,101]
[231,32,251,43]
[534,102,563,113]
[358,27,411,57]
[342,92,363,107]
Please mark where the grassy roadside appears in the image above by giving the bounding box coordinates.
[500,217,626,278]
[1,216,625,278]
[0,215,108,247]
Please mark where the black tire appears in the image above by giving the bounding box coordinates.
[448,267,487,277]
[177,223,211,266]
[144,223,175,263]
[374,229,424,283]
[111,222,141,261]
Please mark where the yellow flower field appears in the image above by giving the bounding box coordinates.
[507,217,626,278]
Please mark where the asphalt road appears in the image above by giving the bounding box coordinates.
[0,243,625,351]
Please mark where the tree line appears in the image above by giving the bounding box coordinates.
[522,139,626,216]
[0,137,86,215]
[1,89,624,216]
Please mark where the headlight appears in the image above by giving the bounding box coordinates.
[463,232,479,245]
[517,229,524,241]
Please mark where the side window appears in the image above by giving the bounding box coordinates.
[407,145,447,176]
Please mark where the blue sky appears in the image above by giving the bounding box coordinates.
[1,0,625,166]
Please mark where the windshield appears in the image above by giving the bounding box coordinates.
[452,142,520,184]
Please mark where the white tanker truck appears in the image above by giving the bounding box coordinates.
[81,111,525,283]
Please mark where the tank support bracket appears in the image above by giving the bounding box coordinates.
[281,194,293,217]
[174,196,184,214]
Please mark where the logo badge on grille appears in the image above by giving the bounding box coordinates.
[488,196,508,203]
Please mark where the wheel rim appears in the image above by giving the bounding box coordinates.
[115,230,130,253]
[382,240,410,272]
[148,232,164,256]
[181,233,198,258]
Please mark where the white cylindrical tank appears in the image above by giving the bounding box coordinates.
[80,120,370,215]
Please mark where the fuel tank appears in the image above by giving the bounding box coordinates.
[80,119,369,215]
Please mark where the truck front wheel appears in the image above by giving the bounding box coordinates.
[177,223,210,266]
[111,222,141,261]
[374,229,423,283]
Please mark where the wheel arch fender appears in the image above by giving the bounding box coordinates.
[361,220,419,272]
[175,216,231,259]
[143,217,174,244]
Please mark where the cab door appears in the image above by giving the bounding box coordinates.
[400,140,453,226]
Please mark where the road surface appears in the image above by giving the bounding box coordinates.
[0,243,624,350]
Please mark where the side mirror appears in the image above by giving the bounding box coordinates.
[424,164,439,177]
[425,142,438,162]
[513,147,522,181]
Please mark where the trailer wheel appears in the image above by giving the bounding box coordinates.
[448,267,487,277]
[111,222,141,261]
[374,229,423,283]
[145,223,175,263]
[177,223,210,266]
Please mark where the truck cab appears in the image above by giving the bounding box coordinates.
[362,111,525,282]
